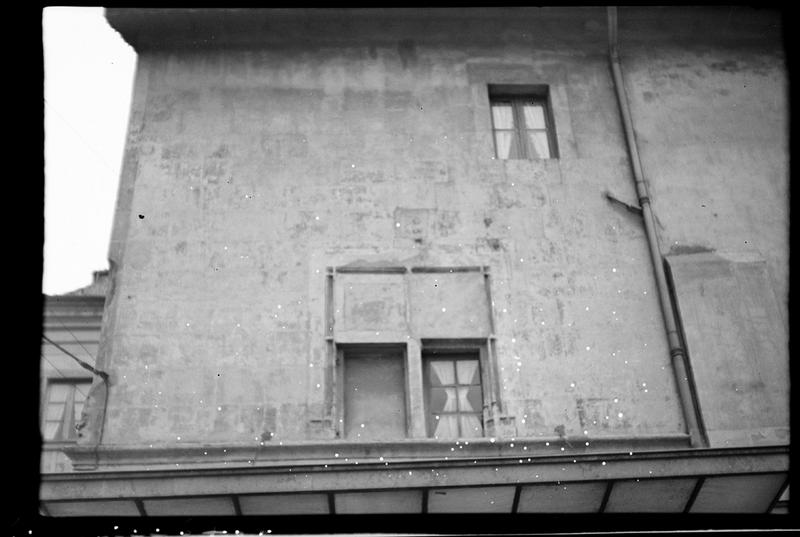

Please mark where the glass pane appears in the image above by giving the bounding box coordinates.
[74,399,86,420]
[44,422,59,440]
[494,131,518,160]
[456,360,479,385]
[64,421,77,440]
[526,131,551,159]
[430,387,458,413]
[48,384,70,403]
[46,403,65,421]
[491,103,514,129]
[523,104,546,129]
[458,386,483,412]
[459,414,483,438]
[433,414,459,439]
[443,387,457,411]
[430,361,455,385]
[430,387,447,413]
[469,386,483,411]
[74,383,91,402]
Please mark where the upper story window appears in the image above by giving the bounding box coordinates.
[424,351,484,439]
[43,379,91,442]
[489,85,557,160]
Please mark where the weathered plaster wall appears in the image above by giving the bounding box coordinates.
[621,40,789,447]
[622,44,788,307]
[667,252,789,447]
[96,10,786,452]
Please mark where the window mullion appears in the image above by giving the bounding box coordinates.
[489,103,500,160]
[457,359,469,437]
[545,100,558,158]
[538,96,557,159]
[512,100,526,159]
[59,387,75,441]
[452,361,463,436]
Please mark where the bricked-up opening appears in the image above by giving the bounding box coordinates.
[423,348,485,439]
[339,344,408,440]
[663,253,789,447]
[488,84,558,160]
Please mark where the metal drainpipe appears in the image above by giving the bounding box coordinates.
[606,7,706,448]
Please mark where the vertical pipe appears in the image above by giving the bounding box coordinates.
[607,7,705,447]
[324,269,336,431]
[483,267,502,416]
[325,268,335,338]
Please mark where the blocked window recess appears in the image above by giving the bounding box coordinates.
[664,252,788,448]
[336,344,409,440]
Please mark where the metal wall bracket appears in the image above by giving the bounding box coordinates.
[604,189,643,216]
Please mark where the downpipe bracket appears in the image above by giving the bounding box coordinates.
[603,189,643,216]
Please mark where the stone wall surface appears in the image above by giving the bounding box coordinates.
[95,8,786,452]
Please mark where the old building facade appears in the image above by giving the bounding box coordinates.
[41,7,788,516]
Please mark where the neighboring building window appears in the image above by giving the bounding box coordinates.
[42,380,91,442]
[490,87,557,160]
[424,352,484,439]
[340,345,407,440]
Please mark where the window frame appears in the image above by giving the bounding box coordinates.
[422,344,488,440]
[42,378,92,443]
[489,85,558,160]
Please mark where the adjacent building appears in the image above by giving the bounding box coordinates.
[41,7,789,516]
[41,270,109,473]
